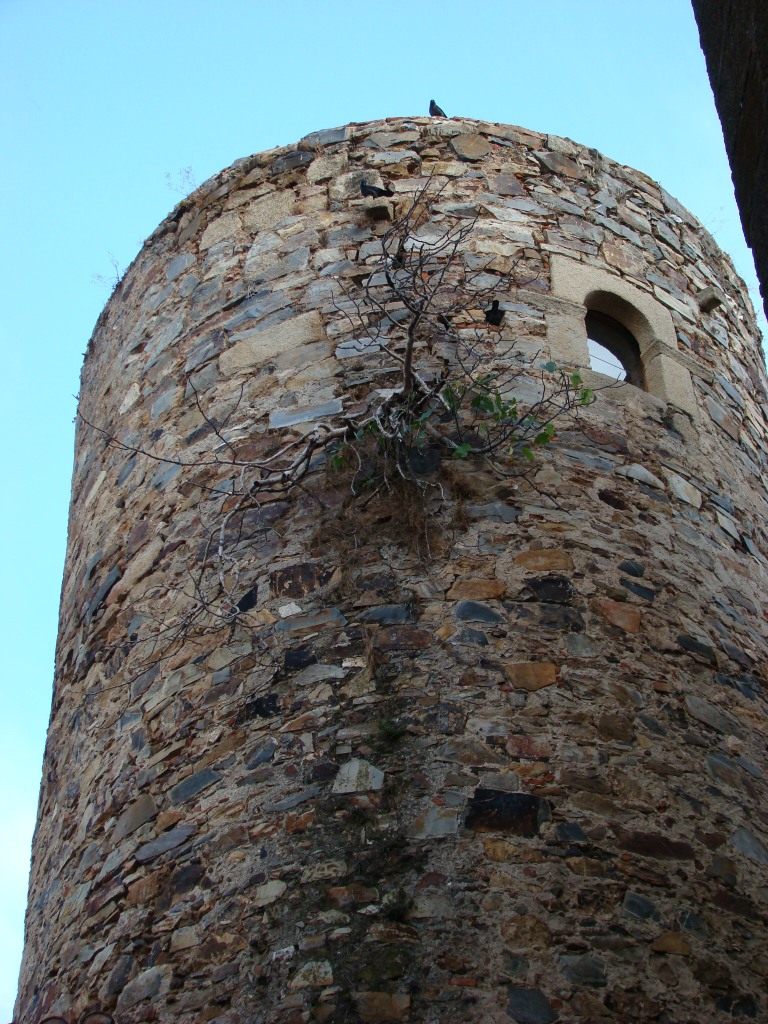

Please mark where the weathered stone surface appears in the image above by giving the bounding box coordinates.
[592,598,641,633]
[135,823,196,863]
[504,662,558,691]
[612,826,695,860]
[663,468,702,507]
[536,151,584,178]
[269,398,343,428]
[706,397,741,440]
[731,826,768,864]
[288,958,333,989]
[515,548,574,571]
[450,134,491,161]
[685,695,742,736]
[447,578,505,599]
[220,311,326,374]
[112,793,158,841]
[464,790,550,835]
[507,986,558,1024]
[651,931,693,955]
[558,954,607,986]
[116,965,170,1010]
[454,599,503,623]
[435,737,507,766]
[617,463,665,488]
[332,758,384,793]
[254,880,287,906]
[169,767,221,805]
[521,574,574,603]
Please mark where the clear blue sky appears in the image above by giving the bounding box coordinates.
[0,1,763,1016]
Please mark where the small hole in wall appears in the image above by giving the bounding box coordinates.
[586,310,644,387]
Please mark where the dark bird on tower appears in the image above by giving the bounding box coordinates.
[361,179,395,198]
[429,99,447,117]
[484,300,505,327]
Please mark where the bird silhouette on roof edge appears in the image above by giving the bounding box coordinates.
[429,99,447,117]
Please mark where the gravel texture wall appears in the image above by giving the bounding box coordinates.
[17,118,768,1024]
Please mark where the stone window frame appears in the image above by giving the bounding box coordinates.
[547,255,698,417]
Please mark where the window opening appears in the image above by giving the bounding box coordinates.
[585,309,644,388]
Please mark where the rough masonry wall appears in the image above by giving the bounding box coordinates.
[17,118,768,1024]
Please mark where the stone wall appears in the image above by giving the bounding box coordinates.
[692,0,768,320]
[17,118,768,1024]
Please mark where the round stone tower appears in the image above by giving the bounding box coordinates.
[17,119,768,1024]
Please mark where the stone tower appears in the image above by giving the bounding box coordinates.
[17,119,768,1024]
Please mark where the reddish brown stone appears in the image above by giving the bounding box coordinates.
[327,884,379,908]
[506,734,551,759]
[593,598,642,633]
[612,826,695,860]
[447,578,505,599]
[651,931,692,955]
[515,549,574,571]
[285,810,315,833]
[504,662,558,691]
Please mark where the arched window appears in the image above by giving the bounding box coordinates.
[585,309,644,388]
[548,256,698,418]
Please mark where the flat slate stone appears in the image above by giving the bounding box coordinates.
[113,793,158,842]
[507,987,558,1024]
[267,786,321,812]
[620,578,656,601]
[454,600,503,624]
[535,151,584,178]
[685,694,742,736]
[116,965,168,1010]
[169,767,221,805]
[464,790,550,836]
[623,891,656,920]
[245,739,277,769]
[677,634,717,663]
[494,173,525,196]
[617,463,664,488]
[558,954,607,987]
[359,604,412,624]
[269,399,343,429]
[521,575,573,604]
[612,826,694,860]
[451,134,491,161]
[407,806,459,839]
[556,821,588,843]
[465,501,519,522]
[731,826,768,865]
[301,126,350,146]
[293,664,346,686]
[332,758,384,794]
[166,252,196,282]
[135,823,196,863]
[271,149,314,174]
[274,608,347,632]
[451,627,489,646]
[619,559,645,577]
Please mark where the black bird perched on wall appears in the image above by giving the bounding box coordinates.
[484,300,505,326]
[361,179,395,198]
[429,99,447,117]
